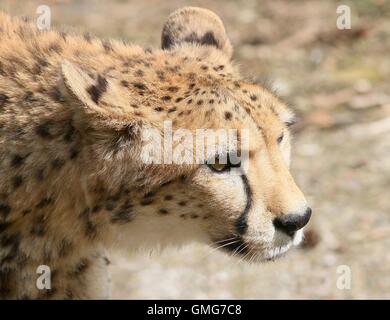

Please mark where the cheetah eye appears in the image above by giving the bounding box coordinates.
[285,119,296,127]
[277,133,284,144]
[206,154,241,173]
[208,161,229,172]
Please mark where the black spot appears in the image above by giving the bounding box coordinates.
[135,69,144,77]
[111,209,135,224]
[213,65,225,71]
[103,256,111,266]
[51,158,65,170]
[168,107,176,113]
[178,201,187,206]
[190,214,199,219]
[0,233,20,264]
[0,232,20,248]
[0,222,10,233]
[91,205,101,213]
[12,175,23,189]
[159,208,169,215]
[36,122,52,139]
[11,154,29,168]
[0,203,11,218]
[36,168,46,181]
[197,100,203,106]
[132,82,147,91]
[250,95,257,101]
[36,197,53,208]
[69,148,79,160]
[105,201,117,211]
[175,97,184,103]
[30,215,46,237]
[63,123,76,143]
[140,199,153,206]
[86,74,108,104]
[154,107,164,112]
[0,93,9,107]
[167,86,179,93]
[161,95,172,101]
[164,195,173,201]
[0,268,12,296]
[121,80,129,87]
[224,111,232,120]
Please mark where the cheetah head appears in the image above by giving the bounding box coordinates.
[61,7,311,262]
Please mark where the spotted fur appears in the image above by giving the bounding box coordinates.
[0,7,308,299]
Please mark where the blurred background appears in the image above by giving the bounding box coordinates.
[1,0,389,299]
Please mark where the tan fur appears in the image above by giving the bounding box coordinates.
[0,7,308,299]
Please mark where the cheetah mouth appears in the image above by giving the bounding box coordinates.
[212,235,294,262]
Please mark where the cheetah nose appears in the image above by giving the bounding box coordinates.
[273,207,312,236]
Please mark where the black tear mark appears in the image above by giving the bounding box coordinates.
[235,174,252,235]
[87,74,108,104]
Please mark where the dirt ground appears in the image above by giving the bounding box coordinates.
[1,0,389,299]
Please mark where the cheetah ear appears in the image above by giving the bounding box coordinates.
[60,61,135,127]
[161,7,233,59]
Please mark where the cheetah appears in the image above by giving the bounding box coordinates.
[0,7,311,299]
